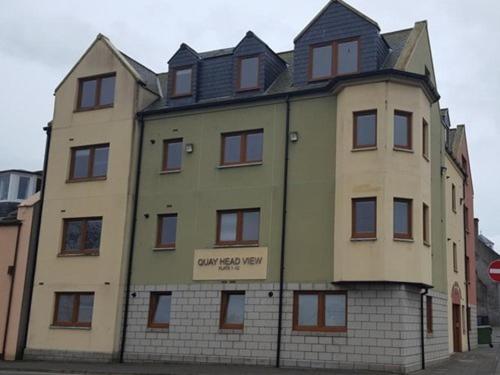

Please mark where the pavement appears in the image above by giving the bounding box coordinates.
[0,347,498,375]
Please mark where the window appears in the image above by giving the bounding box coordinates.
[394,111,412,150]
[293,291,347,332]
[162,139,183,172]
[221,129,263,166]
[352,198,376,239]
[426,296,433,334]
[173,67,192,97]
[336,39,359,75]
[462,306,466,334]
[465,256,470,282]
[69,144,109,181]
[353,110,377,149]
[77,74,116,110]
[17,176,30,200]
[309,39,359,81]
[467,307,471,332]
[422,119,429,159]
[462,156,468,171]
[217,209,260,245]
[423,203,430,245]
[394,198,412,239]
[0,174,9,200]
[220,291,245,330]
[156,214,177,249]
[62,218,102,255]
[238,56,260,91]
[148,292,172,328]
[53,292,94,327]
[452,184,457,213]
[453,242,458,272]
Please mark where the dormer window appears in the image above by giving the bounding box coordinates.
[309,38,359,81]
[173,67,193,97]
[237,56,260,91]
[77,73,116,111]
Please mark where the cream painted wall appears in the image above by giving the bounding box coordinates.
[444,155,468,353]
[334,82,432,284]
[27,39,157,355]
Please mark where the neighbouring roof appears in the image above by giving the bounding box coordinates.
[479,234,495,250]
[121,52,160,95]
[0,169,42,176]
[382,28,413,69]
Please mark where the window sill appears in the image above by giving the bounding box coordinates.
[160,170,182,175]
[66,177,107,184]
[147,325,169,331]
[236,86,261,93]
[424,241,431,247]
[218,328,244,333]
[393,238,414,243]
[393,147,414,153]
[170,93,193,99]
[153,247,176,252]
[351,237,377,242]
[217,162,263,169]
[50,325,91,331]
[352,146,377,152]
[291,329,347,336]
[213,244,260,249]
[57,252,99,258]
[74,105,113,113]
[423,155,430,162]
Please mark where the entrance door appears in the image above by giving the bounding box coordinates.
[452,304,462,352]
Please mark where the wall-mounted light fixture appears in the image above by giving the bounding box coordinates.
[289,131,299,143]
[185,143,194,153]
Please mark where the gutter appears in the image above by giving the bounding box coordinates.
[276,96,291,368]
[462,182,471,351]
[119,114,145,362]
[420,287,429,370]
[20,123,51,358]
[1,221,22,359]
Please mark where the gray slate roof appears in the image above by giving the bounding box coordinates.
[122,53,160,95]
[381,28,413,69]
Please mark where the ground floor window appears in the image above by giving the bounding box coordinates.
[220,291,245,330]
[53,292,94,327]
[148,292,172,328]
[293,291,347,332]
[426,296,433,333]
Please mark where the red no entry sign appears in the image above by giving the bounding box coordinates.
[488,260,500,282]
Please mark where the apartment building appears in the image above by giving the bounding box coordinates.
[23,1,477,373]
[0,170,41,218]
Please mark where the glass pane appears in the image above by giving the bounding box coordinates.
[99,76,115,106]
[298,294,318,326]
[56,294,74,322]
[223,135,241,164]
[166,141,182,170]
[64,221,83,251]
[17,176,30,199]
[73,149,90,179]
[240,57,259,89]
[160,215,177,246]
[325,294,346,327]
[355,200,375,234]
[174,69,192,95]
[356,113,376,147]
[394,114,410,147]
[246,132,263,162]
[80,79,97,108]
[84,219,102,250]
[225,294,245,325]
[394,200,410,235]
[337,40,359,75]
[242,211,260,242]
[219,213,237,242]
[0,174,9,200]
[92,147,109,177]
[312,45,333,79]
[153,294,171,324]
[77,294,94,323]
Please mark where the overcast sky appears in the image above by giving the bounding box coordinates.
[0,0,498,249]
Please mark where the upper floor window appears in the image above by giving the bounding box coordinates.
[238,56,260,91]
[163,139,183,172]
[148,292,171,328]
[394,111,412,150]
[352,197,376,239]
[53,292,94,328]
[452,184,457,213]
[221,129,263,166]
[77,74,116,111]
[423,203,430,245]
[173,67,192,97]
[220,291,245,330]
[17,176,30,200]
[217,208,260,246]
[394,198,412,240]
[293,291,347,332]
[453,242,458,272]
[0,174,9,200]
[353,110,377,149]
[156,214,177,250]
[422,119,429,160]
[69,144,109,182]
[62,217,102,255]
[309,38,359,81]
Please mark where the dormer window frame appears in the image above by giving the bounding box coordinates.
[171,65,194,98]
[308,36,360,82]
[236,54,261,92]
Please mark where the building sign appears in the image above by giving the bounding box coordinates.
[193,247,268,281]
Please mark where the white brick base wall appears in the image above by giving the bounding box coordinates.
[123,282,451,373]
[469,304,478,349]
